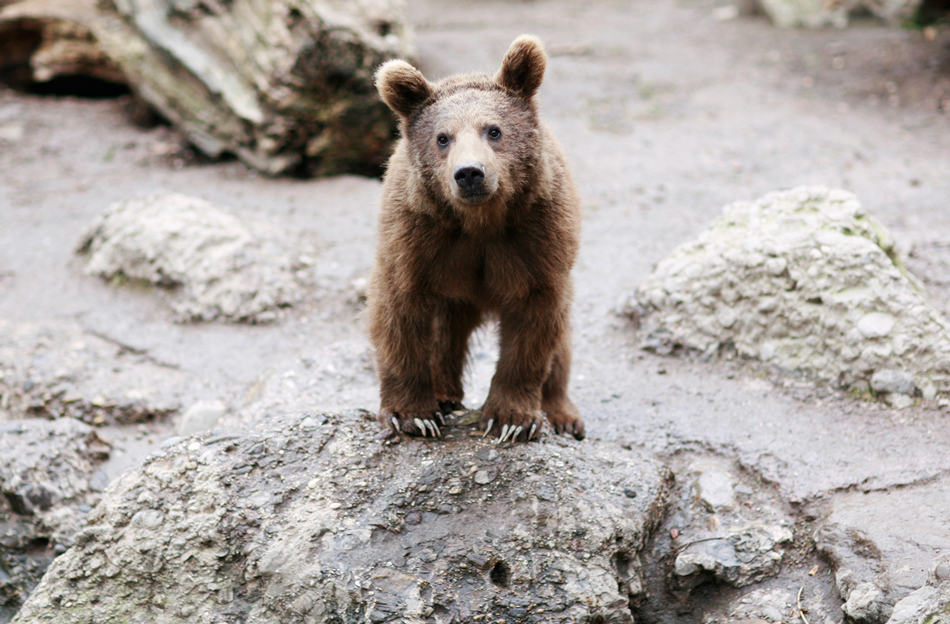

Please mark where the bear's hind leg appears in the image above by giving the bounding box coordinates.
[431,300,482,414]
[542,334,585,440]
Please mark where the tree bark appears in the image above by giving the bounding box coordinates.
[0,0,412,176]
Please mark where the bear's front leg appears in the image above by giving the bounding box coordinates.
[480,296,568,442]
[369,295,444,439]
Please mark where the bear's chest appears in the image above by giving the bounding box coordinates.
[431,237,533,306]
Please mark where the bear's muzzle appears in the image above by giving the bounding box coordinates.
[453,160,489,200]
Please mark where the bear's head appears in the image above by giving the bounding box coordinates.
[375,35,548,233]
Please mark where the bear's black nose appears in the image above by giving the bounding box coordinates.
[454,162,486,193]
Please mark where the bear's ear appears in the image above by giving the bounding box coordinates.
[494,35,547,100]
[375,60,434,118]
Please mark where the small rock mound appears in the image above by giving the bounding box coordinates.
[629,186,950,403]
[634,453,812,624]
[77,192,304,323]
[14,411,672,624]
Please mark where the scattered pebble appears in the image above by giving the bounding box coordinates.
[473,470,494,485]
[178,400,227,437]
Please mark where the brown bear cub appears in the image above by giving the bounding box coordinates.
[367,35,584,443]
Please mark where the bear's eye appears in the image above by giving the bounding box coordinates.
[487,126,502,140]
[436,133,449,147]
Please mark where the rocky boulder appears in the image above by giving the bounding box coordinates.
[629,186,950,405]
[13,410,673,623]
[0,418,111,619]
[77,192,306,323]
[755,0,923,28]
[632,453,820,623]
[666,457,794,591]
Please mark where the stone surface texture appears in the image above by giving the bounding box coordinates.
[176,400,227,437]
[630,453,836,624]
[77,192,305,323]
[0,318,188,425]
[0,418,111,618]
[631,186,950,400]
[13,411,673,624]
[756,0,923,28]
[886,553,950,624]
[664,456,793,589]
[814,476,950,624]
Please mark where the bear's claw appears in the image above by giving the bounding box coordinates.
[413,417,442,438]
[498,424,524,443]
[380,408,444,439]
[484,412,543,443]
[550,417,585,440]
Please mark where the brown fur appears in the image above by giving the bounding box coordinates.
[367,35,584,442]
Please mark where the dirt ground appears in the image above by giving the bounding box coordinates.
[2,0,950,621]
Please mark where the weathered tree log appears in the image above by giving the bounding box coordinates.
[0,0,412,176]
[0,0,127,87]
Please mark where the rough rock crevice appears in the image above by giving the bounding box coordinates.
[630,451,842,624]
[0,418,111,619]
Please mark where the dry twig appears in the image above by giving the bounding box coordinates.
[797,586,810,624]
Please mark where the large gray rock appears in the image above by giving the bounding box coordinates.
[815,476,950,624]
[0,318,187,425]
[0,418,111,618]
[14,411,673,623]
[756,0,922,28]
[0,419,109,517]
[77,192,305,323]
[630,187,950,402]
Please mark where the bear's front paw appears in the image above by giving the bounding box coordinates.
[378,407,445,439]
[544,401,585,441]
[480,407,545,443]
